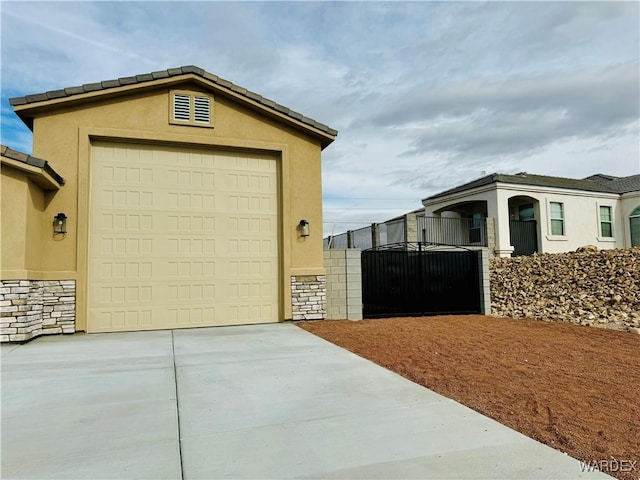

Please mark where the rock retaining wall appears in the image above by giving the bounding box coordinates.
[490,248,640,330]
[0,280,76,342]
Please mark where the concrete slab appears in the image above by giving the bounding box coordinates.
[0,342,20,358]
[1,330,181,479]
[1,323,611,479]
[173,324,609,480]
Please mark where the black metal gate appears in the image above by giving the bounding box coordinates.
[509,220,538,256]
[361,245,481,318]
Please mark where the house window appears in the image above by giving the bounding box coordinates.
[550,202,564,236]
[469,212,483,244]
[630,207,640,247]
[599,206,613,238]
[170,91,213,127]
[518,204,535,222]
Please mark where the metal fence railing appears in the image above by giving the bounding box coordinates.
[324,213,489,250]
[417,216,487,247]
[327,232,348,249]
[385,218,405,244]
[509,220,538,256]
[352,226,373,250]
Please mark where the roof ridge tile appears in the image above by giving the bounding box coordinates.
[46,89,67,100]
[151,70,170,80]
[82,82,103,92]
[181,65,204,75]
[117,76,137,85]
[135,73,154,82]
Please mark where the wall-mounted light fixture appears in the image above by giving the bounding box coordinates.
[53,213,67,235]
[298,219,310,237]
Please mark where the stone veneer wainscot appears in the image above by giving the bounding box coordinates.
[0,280,75,342]
[290,275,326,321]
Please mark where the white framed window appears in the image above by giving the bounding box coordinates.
[599,205,613,238]
[169,90,213,128]
[630,206,640,247]
[549,201,565,236]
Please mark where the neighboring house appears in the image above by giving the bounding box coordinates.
[422,172,640,257]
[1,65,337,342]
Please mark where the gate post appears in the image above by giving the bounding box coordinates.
[405,214,418,243]
[485,217,496,257]
[371,223,380,249]
[478,249,491,314]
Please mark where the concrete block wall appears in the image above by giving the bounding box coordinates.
[324,249,362,320]
[477,249,491,314]
[1,280,76,342]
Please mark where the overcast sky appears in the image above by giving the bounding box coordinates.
[2,1,639,236]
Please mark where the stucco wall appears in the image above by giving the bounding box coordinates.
[425,184,628,255]
[25,180,44,271]
[1,168,29,270]
[13,77,329,329]
[0,168,45,272]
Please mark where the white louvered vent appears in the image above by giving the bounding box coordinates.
[193,96,211,123]
[173,94,191,121]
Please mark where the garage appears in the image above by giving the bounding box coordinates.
[4,65,336,341]
[88,141,280,332]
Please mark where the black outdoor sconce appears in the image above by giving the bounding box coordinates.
[53,213,67,235]
[298,219,310,237]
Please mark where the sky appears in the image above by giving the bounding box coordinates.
[1,1,639,237]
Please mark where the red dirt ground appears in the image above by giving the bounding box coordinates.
[298,316,640,480]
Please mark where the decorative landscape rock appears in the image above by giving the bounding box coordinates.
[490,247,640,331]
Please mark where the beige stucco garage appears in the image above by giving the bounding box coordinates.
[1,65,336,341]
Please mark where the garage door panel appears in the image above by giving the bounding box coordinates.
[89,142,279,332]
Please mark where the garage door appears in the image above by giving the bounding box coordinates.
[88,142,280,332]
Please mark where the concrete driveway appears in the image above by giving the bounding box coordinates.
[1,323,608,479]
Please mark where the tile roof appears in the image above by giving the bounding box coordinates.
[9,65,338,138]
[1,144,65,186]
[583,173,619,184]
[605,174,640,194]
[423,172,622,201]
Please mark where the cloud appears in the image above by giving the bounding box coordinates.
[1,1,638,237]
[341,62,638,173]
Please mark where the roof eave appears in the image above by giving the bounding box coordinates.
[1,156,64,190]
[11,71,337,147]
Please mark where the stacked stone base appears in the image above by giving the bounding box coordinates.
[1,280,76,342]
[291,275,326,321]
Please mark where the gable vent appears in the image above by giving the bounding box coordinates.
[194,96,211,123]
[173,94,191,121]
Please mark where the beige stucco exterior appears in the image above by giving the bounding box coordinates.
[1,157,59,273]
[3,72,335,333]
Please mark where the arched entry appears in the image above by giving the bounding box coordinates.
[631,206,640,247]
[425,200,489,246]
[508,195,539,256]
